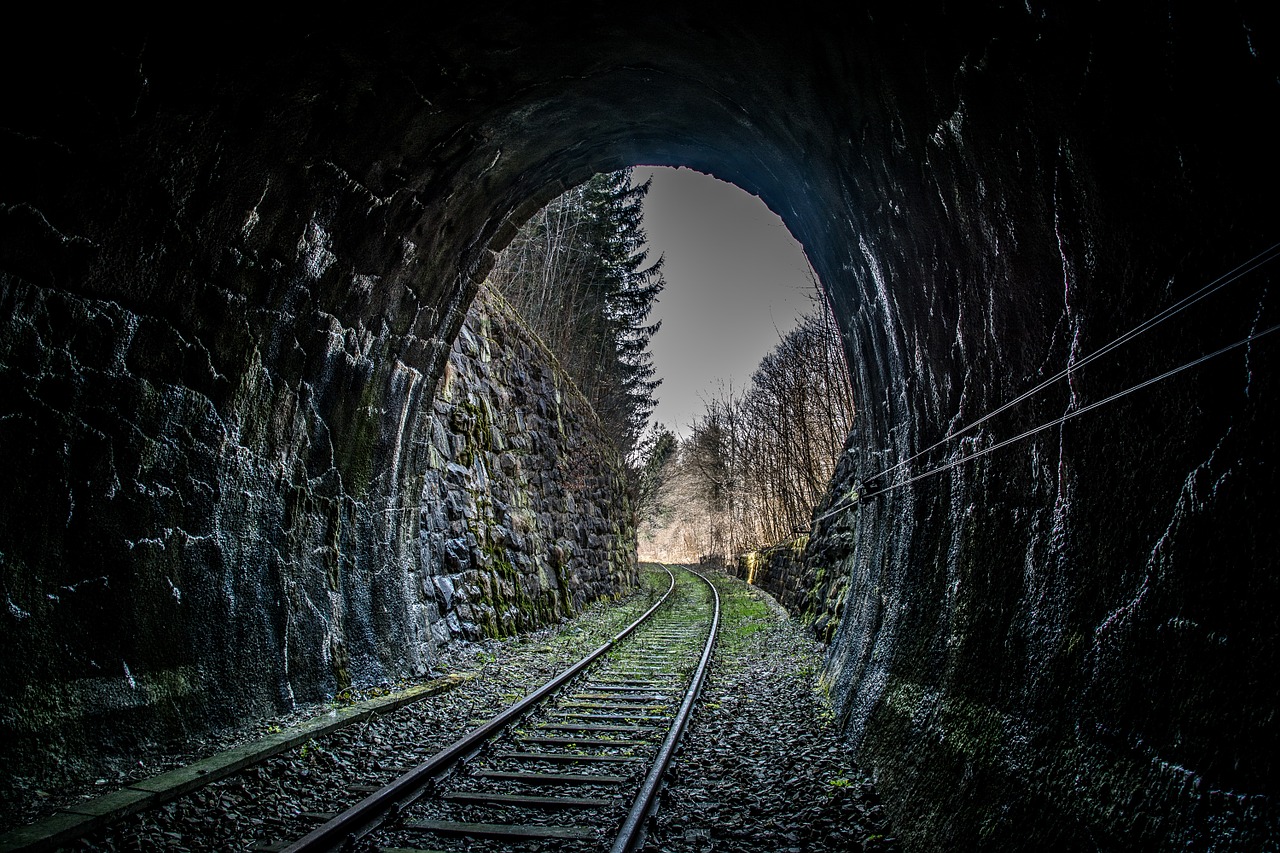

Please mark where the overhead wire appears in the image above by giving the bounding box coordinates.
[864,240,1280,485]
[815,320,1280,522]
[812,242,1280,524]
[855,321,1279,501]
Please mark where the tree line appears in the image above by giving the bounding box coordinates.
[638,301,855,562]
[488,169,663,461]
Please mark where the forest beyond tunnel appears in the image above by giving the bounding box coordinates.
[2,7,1278,849]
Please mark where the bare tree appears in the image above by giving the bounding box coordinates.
[639,288,856,561]
[490,171,664,462]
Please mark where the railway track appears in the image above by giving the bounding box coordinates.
[275,563,720,853]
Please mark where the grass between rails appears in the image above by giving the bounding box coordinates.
[640,564,899,852]
[714,576,775,656]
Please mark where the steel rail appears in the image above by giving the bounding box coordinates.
[608,565,721,853]
[282,566,677,853]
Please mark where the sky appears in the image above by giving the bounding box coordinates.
[637,167,818,436]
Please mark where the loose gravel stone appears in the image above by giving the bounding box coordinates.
[24,566,897,852]
[43,570,666,851]
[639,570,898,853]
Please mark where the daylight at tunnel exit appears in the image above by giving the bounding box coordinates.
[1,7,1278,852]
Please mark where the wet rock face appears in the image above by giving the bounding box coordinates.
[1,6,1278,847]
[420,288,637,643]
[804,9,1280,849]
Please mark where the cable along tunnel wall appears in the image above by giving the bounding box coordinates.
[1,7,1279,850]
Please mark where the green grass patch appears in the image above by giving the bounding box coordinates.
[704,570,777,656]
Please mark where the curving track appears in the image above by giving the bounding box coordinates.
[278,564,720,853]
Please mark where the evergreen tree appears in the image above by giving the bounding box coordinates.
[577,170,665,454]
[490,169,665,459]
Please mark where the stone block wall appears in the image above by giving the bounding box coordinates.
[417,287,637,643]
[733,537,849,645]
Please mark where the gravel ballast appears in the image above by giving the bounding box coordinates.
[11,565,898,851]
[638,569,898,853]
[24,571,667,851]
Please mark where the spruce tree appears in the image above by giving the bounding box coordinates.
[577,170,664,455]
[489,168,665,459]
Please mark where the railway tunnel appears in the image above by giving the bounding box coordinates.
[2,6,1278,850]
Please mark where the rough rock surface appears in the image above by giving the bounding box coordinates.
[0,271,635,793]
[421,285,637,643]
[643,570,896,853]
[2,8,1278,849]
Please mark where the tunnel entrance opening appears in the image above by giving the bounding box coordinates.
[3,10,1279,849]
[472,162,857,569]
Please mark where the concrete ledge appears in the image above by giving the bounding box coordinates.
[0,673,474,852]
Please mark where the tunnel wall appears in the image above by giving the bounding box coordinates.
[0,34,467,789]
[0,253,444,783]
[0,241,634,789]
[1,8,1278,848]
[801,8,1280,850]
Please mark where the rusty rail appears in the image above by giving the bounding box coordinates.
[281,565,682,853]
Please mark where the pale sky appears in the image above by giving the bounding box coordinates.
[637,166,817,436]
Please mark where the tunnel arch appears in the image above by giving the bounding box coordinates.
[421,77,862,380]
[384,56,905,502]
[2,7,1279,850]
